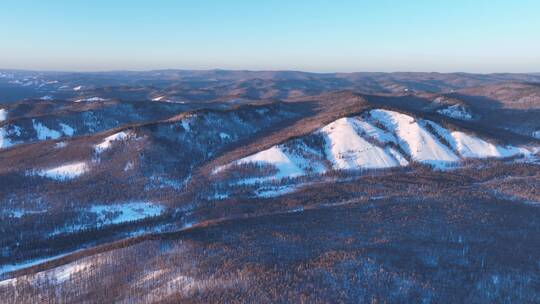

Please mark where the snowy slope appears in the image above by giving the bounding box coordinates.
[95,131,133,153]
[237,146,305,179]
[320,118,401,170]
[368,109,459,168]
[32,119,62,140]
[221,108,537,182]
[426,121,528,158]
[32,162,89,180]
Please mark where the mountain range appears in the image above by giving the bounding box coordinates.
[1,70,539,303]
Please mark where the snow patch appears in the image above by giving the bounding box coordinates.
[237,146,305,179]
[533,130,540,140]
[32,119,61,140]
[40,95,53,101]
[0,127,12,149]
[3,209,47,218]
[59,123,75,136]
[73,86,83,91]
[75,97,105,103]
[181,119,191,131]
[0,125,22,149]
[255,185,298,198]
[437,104,472,120]
[0,109,7,121]
[90,202,164,225]
[52,261,91,283]
[124,161,134,171]
[95,131,132,153]
[209,193,229,200]
[55,141,67,149]
[0,252,74,278]
[33,162,89,180]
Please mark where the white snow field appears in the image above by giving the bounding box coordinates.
[32,119,62,140]
[425,121,529,159]
[0,108,7,121]
[34,162,89,180]
[59,123,75,136]
[369,109,460,168]
[320,117,401,170]
[94,131,133,153]
[237,146,305,179]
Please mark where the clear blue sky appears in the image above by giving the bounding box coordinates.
[1,0,539,73]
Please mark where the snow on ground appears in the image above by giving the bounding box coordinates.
[32,119,61,140]
[385,147,409,166]
[437,104,473,120]
[219,132,231,140]
[448,131,524,158]
[90,202,164,225]
[220,108,539,184]
[0,108,7,121]
[48,202,165,237]
[255,185,299,198]
[59,123,75,136]
[55,141,67,149]
[0,125,21,149]
[94,131,132,153]
[427,121,528,158]
[52,260,91,283]
[181,118,192,131]
[75,97,106,103]
[124,161,134,171]
[238,146,305,179]
[352,118,397,144]
[3,209,47,218]
[152,96,184,103]
[208,193,230,200]
[0,127,12,149]
[320,117,402,170]
[73,85,82,91]
[369,109,459,168]
[40,95,53,100]
[0,251,74,278]
[533,131,540,140]
[33,162,89,180]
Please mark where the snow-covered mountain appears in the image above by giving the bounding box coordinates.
[218,109,537,184]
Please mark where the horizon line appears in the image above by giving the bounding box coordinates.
[1,67,539,76]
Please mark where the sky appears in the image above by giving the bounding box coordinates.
[0,0,539,73]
